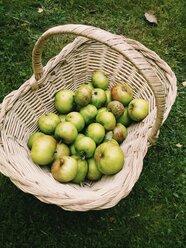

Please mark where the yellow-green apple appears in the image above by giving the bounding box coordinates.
[51,156,78,183]
[54,143,70,159]
[117,107,132,127]
[59,114,67,123]
[86,158,102,181]
[105,89,112,104]
[65,111,85,132]
[75,136,96,158]
[92,70,109,90]
[38,112,60,134]
[113,123,127,144]
[55,122,78,144]
[71,155,88,184]
[94,142,124,175]
[86,123,105,144]
[80,104,98,125]
[111,83,133,106]
[27,132,45,149]
[81,82,94,91]
[31,135,57,166]
[128,98,149,121]
[91,88,106,108]
[96,111,116,131]
[55,89,74,114]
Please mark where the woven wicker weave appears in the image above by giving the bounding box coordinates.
[0,24,177,211]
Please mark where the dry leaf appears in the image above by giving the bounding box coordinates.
[182,81,186,87]
[144,11,158,24]
[176,143,183,148]
[37,7,44,13]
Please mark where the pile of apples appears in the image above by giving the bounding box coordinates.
[27,71,149,184]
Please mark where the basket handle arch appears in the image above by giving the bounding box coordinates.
[32,24,167,144]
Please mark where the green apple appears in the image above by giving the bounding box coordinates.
[86,123,105,144]
[113,123,127,144]
[107,100,125,118]
[75,133,85,142]
[96,111,116,131]
[75,136,96,158]
[104,131,113,142]
[117,107,132,127]
[59,114,67,123]
[72,156,88,184]
[27,132,45,149]
[92,70,109,90]
[105,89,112,104]
[31,135,57,166]
[74,84,92,106]
[107,139,119,146]
[55,122,78,144]
[128,98,149,121]
[97,107,108,116]
[94,142,124,175]
[38,112,61,134]
[111,83,133,106]
[87,158,102,181]
[81,82,94,91]
[55,89,74,114]
[70,144,78,156]
[65,111,85,132]
[51,156,78,183]
[91,88,106,109]
[54,143,70,159]
[80,104,98,125]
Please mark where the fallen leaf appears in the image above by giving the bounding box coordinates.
[176,143,182,148]
[182,81,186,87]
[37,7,44,13]
[144,11,158,24]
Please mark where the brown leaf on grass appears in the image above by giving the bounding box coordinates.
[144,11,158,24]
[182,81,186,87]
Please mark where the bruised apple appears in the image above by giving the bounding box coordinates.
[113,123,127,144]
[107,100,125,118]
[111,83,133,106]
[74,85,92,106]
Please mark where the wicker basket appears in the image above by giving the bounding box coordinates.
[0,24,177,211]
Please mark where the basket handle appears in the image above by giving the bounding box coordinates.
[32,24,168,144]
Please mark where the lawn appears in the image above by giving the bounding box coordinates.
[0,0,185,247]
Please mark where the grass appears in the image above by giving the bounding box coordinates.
[0,0,185,247]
